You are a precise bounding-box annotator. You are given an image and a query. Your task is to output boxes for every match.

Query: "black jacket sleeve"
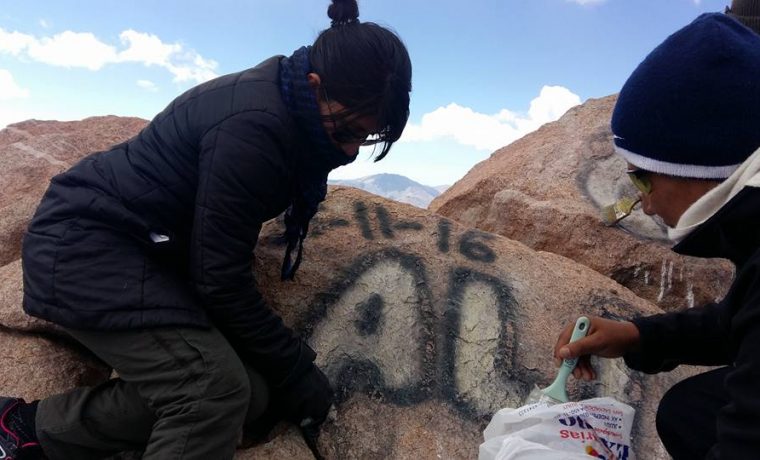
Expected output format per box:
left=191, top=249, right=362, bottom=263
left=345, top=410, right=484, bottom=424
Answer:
left=624, top=302, right=733, bottom=373
left=191, top=110, right=314, bottom=386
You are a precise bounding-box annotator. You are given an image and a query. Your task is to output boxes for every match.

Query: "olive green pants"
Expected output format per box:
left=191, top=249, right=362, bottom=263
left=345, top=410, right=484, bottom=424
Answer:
left=36, top=327, right=269, bottom=460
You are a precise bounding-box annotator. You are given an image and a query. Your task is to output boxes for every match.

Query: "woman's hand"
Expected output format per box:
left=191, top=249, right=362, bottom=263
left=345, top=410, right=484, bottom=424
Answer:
left=553, top=316, right=641, bottom=381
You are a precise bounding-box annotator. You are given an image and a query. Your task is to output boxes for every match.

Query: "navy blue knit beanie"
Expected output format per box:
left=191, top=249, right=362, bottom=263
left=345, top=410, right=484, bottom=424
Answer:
left=611, top=13, right=760, bottom=179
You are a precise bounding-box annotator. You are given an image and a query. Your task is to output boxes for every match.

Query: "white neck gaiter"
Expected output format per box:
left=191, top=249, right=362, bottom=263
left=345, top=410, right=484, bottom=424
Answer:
left=669, top=147, right=760, bottom=243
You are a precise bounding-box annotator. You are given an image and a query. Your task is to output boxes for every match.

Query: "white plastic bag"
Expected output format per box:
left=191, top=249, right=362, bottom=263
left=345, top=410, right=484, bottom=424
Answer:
left=479, top=397, right=635, bottom=460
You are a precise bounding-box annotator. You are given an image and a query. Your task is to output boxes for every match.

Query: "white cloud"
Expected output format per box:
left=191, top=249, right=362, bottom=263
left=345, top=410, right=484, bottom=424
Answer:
left=162, top=52, right=219, bottom=84
left=0, top=69, right=29, bottom=100
left=566, top=0, right=606, bottom=5
left=118, top=30, right=180, bottom=67
left=526, top=85, right=583, bottom=125
left=0, top=27, right=218, bottom=83
left=401, top=85, right=581, bottom=152
left=39, top=19, right=50, bottom=29
left=116, top=30, right=218, bottom=83
left=137, top=79, right=158, bottom=92
left=0, top=28, right=36, bottom=55
left=27, top=31, right=117, bottom=70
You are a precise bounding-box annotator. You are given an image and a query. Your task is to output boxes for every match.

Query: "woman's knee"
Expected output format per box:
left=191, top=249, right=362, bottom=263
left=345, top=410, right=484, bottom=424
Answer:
left=176, top=329, right=253, bottom=420
left=655, top=369, right=726, bottom=459
left=656, top=379, right=686, bottom=438
left=202, top=360, right=252, bottom=418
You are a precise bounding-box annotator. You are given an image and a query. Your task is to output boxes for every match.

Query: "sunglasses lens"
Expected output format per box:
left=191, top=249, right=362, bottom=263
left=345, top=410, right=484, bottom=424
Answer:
left=333, top=128, right=385, bottom=146
left=627, top=172, right=652, bottom=194
left=361, top=135, right=383, bottom=146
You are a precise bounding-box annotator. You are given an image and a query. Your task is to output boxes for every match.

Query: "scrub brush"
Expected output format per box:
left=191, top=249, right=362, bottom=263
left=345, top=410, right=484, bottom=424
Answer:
left=525, top=316, right=590, bottom=405
left=600, top=197, right=640, bottom=226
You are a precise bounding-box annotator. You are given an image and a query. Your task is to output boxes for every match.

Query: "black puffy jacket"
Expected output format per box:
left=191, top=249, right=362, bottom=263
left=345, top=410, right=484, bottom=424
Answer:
left=22, top=56, right=315, bottom=384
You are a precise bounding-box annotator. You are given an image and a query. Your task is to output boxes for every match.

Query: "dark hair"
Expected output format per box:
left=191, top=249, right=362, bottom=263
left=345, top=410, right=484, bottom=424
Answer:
left=310, top=0, right=412, bottom=161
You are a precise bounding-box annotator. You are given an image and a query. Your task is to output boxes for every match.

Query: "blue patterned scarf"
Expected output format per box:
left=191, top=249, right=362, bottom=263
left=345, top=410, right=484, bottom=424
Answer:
left=278, top=46, right=356, bottom=280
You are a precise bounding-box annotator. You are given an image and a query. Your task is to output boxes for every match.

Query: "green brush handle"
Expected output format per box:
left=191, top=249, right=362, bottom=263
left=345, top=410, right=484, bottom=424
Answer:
left=543, top=316, right=591, bottom=402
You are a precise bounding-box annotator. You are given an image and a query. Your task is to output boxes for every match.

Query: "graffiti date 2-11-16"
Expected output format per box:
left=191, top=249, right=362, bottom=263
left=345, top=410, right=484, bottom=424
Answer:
left=316, top=201, right=497, bottom=263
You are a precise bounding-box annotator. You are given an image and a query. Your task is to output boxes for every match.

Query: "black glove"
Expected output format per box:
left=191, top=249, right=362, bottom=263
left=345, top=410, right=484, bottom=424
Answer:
left=241, top=364, right=332, bottom=449
left=240, top=341, right=332, bottom=447
left=275, top=363, right=334, bottom=425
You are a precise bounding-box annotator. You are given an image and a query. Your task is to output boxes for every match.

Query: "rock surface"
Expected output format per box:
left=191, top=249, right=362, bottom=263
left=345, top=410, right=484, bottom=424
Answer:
left=0, top=118, right=700, bottom=459
left=429, top=95, right=734, bottom=312
left=0, top=330, right=111, bottom=402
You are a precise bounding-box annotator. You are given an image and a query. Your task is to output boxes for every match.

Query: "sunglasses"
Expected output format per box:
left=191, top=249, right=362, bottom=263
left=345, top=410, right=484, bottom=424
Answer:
left=332, top=125, right=384, bottom=146
left=627, top=168, right=652, bottom=194
left=322, top=88, right=384, bottom=147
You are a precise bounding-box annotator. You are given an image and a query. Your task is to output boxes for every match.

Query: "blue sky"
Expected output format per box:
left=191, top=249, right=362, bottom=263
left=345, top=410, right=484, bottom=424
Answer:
left=0, top=0, right=730, bottom=186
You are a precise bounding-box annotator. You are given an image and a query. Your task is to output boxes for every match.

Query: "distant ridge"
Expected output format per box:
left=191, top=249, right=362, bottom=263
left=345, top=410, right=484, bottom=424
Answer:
left=329, top=173, right=444, bottom=208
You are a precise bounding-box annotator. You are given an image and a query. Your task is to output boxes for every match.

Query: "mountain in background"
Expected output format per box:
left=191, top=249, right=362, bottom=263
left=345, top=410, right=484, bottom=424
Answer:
left=329, top=173, right=446, bottom=208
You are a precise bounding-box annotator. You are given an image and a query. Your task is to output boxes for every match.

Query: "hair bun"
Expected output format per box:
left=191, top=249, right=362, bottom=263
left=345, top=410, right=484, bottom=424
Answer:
left=328, top=0, right=360, bottom=26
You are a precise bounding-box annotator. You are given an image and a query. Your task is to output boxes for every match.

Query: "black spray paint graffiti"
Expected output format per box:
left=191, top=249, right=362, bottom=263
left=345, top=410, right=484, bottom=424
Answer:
left=302, top=249, right=534, bottom=419
left=302, top=200, right=633, bottom=420
left=302, top=249, right=436, bottom=406
left=311, top=201, right=496, bottom=263
left=302, top=198, right=535, bottom=419
left=440, top=268, right=526, bottom=417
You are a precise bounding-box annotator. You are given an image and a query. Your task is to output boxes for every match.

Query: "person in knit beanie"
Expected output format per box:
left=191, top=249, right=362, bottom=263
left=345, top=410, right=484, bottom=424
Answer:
left=726, top=0, right=760, bottom=34
left=554, top=13, right=760, bottom=460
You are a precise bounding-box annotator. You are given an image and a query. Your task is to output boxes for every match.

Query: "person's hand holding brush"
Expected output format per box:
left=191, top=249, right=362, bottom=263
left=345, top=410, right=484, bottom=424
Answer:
left=553, top=316, right=641, bottom=381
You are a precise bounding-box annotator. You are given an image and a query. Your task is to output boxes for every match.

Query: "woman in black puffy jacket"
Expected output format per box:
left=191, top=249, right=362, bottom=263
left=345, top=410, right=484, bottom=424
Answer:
left=0, top=1, right=411, bottom=459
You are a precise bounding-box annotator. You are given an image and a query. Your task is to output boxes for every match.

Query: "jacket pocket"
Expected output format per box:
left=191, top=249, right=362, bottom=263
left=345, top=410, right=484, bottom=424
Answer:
left=54, top=219, right=145, bottom=313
